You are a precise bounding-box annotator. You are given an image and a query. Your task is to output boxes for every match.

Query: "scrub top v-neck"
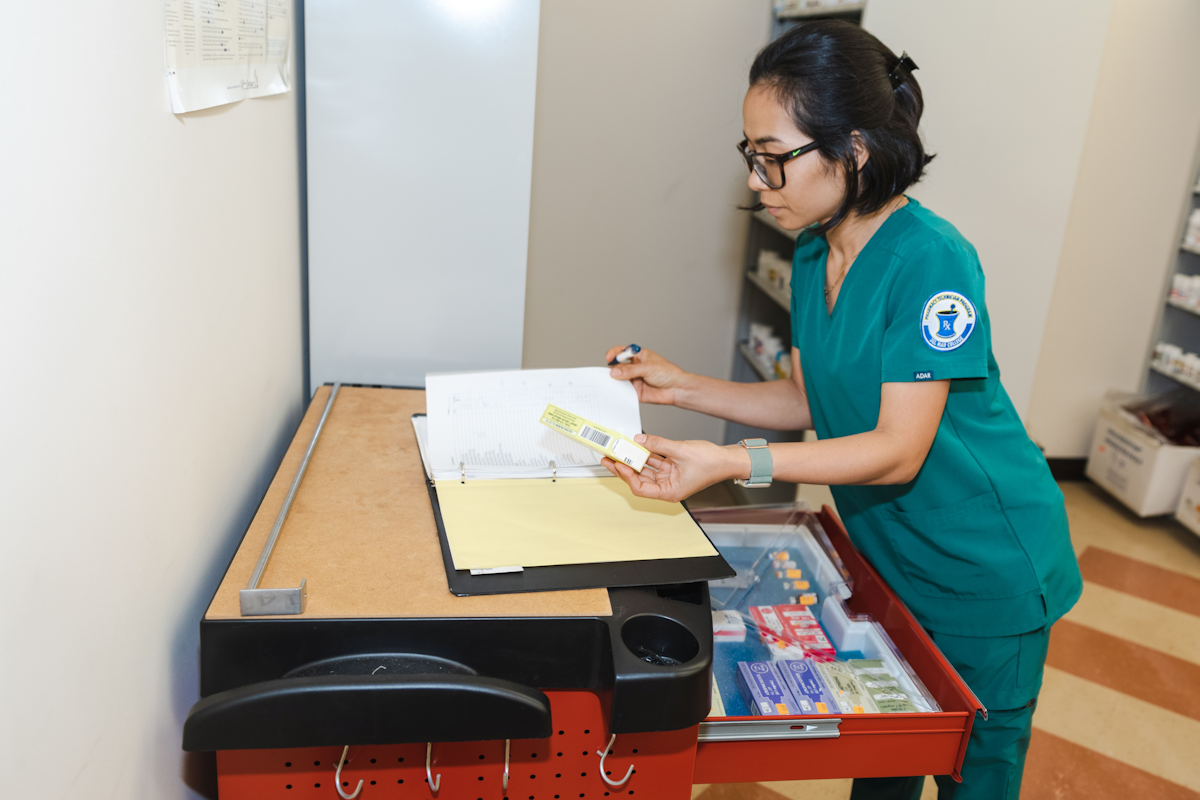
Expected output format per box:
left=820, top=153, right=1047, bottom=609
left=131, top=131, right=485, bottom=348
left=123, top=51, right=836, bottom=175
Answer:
left=790, top=198, right=1081, bottom=638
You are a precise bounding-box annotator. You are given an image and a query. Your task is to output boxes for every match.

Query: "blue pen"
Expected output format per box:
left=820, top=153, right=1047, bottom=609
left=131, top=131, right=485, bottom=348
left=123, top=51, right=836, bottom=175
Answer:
left=608, top=344, right=642, bottom=366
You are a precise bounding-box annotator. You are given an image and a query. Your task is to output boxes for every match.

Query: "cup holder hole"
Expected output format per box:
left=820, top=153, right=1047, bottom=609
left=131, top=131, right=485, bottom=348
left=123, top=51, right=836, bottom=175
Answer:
left=620, top=615, right=699, bottom=666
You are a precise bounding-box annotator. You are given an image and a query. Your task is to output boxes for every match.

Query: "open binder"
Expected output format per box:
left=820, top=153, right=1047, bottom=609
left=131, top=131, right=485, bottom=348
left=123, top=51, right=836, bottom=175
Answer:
left=414, top=368, right=734, bottom=596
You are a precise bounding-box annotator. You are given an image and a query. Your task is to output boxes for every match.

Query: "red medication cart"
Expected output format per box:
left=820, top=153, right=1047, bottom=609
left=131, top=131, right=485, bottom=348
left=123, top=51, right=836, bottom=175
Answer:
left=183, top=387, right=981, bottom=799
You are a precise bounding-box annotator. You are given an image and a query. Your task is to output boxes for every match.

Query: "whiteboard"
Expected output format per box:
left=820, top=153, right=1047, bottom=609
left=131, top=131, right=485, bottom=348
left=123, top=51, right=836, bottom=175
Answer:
left=305, top=0, right=541, bottom=390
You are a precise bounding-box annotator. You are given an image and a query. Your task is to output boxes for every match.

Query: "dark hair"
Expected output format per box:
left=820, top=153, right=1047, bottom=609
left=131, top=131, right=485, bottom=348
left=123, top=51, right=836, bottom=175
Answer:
left=748, top=21, right=933, bottom=233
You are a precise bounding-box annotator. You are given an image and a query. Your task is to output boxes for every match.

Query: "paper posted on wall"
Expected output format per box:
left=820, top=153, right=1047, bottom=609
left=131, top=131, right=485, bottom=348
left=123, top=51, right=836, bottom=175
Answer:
left=164, top=0, right=291, bottom=114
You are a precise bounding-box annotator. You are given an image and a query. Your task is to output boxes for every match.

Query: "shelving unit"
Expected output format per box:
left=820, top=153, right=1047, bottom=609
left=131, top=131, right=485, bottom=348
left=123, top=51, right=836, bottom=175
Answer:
left=745, top=270, right=790, bottom=312
left=738, top=343, right=778, bottom=382
left=776, top=2, right=866, bottom=19
left=1150, top=362, right=1200, bottom=394
left=1167, top=297, right=1200, bottom=318
left=1144, top=158, right=1200, bottom=396
left=722, top=3, right=866, bottom=506
left=772, top=2, right=865, bottom=38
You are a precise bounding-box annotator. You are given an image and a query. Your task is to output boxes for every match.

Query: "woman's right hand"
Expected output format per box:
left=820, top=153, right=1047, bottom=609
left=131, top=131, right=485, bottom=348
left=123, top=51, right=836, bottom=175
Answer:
left=605, top=346, right=689, bottom=406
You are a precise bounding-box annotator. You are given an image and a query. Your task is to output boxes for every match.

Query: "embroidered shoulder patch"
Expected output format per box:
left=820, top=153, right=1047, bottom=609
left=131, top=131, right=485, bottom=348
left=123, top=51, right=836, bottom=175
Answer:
left=920, top=291, right=976, bottom=352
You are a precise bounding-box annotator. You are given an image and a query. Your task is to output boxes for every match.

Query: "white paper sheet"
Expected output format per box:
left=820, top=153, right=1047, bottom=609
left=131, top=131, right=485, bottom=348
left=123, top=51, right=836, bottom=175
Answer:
left=424, top=368, right=644, bottom=481
left=164, top=0, right=291, bottom=113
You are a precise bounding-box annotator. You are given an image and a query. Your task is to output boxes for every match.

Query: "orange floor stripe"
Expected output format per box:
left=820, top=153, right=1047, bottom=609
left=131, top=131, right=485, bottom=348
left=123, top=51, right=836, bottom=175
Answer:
left=1046, top=619, right=1200, bottom=723
left=1078, top=548, right=1200, bottom=617
left=1023, top=728, right=1200, bottom=799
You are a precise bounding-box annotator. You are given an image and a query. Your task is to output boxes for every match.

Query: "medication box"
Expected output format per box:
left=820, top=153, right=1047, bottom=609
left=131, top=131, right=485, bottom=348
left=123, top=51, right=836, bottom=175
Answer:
left=1086, top=394, right=1200, bottom=517
left=1173, top=457, right=1200, bottom=538
left=735, top=662, right=800, bottom=716
left=815, top=661, right=877, bottom=715
left=712, top=609, right=747, bottom=643
left=777, top=659, right=835, bottom=715
left=749, top=604, right=837, bottom=661
left=539, top=403, right=650, bottom=472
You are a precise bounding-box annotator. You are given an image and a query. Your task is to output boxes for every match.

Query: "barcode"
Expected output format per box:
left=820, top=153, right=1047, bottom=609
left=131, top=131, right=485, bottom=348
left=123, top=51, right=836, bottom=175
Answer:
left=579, top=425, right=612, bottom=448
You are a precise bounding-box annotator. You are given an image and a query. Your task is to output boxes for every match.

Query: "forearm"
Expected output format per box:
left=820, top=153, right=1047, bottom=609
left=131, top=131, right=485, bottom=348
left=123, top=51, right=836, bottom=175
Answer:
left=764, top=430, right=921, bottom=486
left=673, top=373, right=812, bottom=431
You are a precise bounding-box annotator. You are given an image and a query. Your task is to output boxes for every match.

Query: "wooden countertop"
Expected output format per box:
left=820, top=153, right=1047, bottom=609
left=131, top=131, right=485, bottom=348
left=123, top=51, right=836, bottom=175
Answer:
left=205, top=386, right=612, bottom=620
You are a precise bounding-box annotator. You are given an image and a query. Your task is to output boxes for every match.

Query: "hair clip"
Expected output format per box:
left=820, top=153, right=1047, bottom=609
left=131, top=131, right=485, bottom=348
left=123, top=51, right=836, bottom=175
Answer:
left=888, top=52, right=919, bottom=89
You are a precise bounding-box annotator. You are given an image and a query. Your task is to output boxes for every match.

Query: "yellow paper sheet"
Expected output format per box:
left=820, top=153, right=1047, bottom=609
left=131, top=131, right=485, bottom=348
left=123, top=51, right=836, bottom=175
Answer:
left=436, top=477, right=718, bottom=569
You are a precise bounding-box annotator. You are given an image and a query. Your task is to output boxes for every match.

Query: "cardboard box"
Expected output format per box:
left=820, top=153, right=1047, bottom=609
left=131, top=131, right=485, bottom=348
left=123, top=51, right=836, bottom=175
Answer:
left=1173, top=457, right=1200, bottom=537
left=1086, top=394, right=1200, bottom=517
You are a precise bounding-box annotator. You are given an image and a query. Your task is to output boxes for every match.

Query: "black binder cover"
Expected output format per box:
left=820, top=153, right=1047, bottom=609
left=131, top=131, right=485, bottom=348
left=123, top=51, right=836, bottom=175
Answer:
left=423, top=480, right=735, bottom=596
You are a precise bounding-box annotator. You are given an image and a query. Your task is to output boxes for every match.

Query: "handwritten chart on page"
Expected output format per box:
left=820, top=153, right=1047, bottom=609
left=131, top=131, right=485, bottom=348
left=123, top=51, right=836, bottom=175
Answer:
left=425, top=368, right=644, bottom=480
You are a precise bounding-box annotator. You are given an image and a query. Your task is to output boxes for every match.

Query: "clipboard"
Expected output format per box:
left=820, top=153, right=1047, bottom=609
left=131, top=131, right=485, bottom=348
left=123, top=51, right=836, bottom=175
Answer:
left=414, top=415, right=735, bottom=596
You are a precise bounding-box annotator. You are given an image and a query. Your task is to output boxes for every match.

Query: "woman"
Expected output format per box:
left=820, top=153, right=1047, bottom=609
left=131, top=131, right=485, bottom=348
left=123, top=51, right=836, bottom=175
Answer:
left=601, top=21, right=1082, bottom=800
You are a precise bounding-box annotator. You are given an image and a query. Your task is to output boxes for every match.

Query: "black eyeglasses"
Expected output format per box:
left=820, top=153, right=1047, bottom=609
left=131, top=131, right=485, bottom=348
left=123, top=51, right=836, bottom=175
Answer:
left=737, top=138, right=820, bottom=190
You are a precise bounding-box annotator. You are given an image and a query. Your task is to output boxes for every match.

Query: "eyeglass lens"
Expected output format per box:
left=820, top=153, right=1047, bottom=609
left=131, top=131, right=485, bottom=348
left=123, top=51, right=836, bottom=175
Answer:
left=751, top=155, right=784, bottom=190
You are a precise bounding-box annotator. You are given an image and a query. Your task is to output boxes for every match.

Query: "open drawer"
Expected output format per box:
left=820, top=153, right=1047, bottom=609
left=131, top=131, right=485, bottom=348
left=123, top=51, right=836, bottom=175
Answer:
left=689, top=504, right=983, bottom=784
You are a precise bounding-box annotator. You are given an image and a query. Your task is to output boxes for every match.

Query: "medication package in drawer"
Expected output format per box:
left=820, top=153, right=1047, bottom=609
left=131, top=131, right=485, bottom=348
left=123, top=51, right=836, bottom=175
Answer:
left=732, top=657, right=924, bottom=717
left=703, top=510, right=940, bottom=717
left=749, top=604, right=836, bottom=661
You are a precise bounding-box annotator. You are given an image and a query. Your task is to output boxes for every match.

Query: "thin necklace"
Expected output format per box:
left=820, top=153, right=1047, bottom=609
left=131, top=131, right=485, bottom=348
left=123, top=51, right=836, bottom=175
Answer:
left=825, top=197, right=905, bottom=303
left=825, top=255, right=855, bottom=301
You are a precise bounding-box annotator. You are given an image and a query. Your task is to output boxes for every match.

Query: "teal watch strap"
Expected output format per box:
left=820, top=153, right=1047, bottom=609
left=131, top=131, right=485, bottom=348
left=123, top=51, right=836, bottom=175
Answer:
left=735, top=438, right=772, bottom=488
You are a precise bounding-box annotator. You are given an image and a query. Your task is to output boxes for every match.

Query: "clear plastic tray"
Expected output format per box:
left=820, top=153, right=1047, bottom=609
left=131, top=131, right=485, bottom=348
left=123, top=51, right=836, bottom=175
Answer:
left=702, top=518, right=852, bottom=612
left=701, top=515, right=939, bottom=716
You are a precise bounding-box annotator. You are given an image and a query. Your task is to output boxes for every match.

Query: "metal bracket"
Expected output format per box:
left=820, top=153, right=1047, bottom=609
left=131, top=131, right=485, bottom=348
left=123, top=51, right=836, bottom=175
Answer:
left=696, top=717, right=842, bottom=742
left=239, top=579, right=308, bottom=616
left=239, top=383, right=341, bottom=616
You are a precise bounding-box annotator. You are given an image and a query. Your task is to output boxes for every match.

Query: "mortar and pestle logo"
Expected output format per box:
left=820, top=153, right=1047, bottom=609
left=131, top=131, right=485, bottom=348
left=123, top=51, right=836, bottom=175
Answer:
left=935, top=303, right=960, bottom=338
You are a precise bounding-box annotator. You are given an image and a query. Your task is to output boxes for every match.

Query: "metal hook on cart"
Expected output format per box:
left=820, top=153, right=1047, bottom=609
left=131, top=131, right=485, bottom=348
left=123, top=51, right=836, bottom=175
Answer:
left=596, top=733, right=634, bottom=788
left=426, top=742, right=441, bottom=793
left=335, top=745, right=363, bottom=800
left=503, top=739, right=511, bottom=791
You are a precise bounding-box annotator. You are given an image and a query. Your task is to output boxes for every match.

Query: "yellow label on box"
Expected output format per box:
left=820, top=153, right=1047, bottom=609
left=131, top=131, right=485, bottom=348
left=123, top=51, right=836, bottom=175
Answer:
left=799, top=594, right=818, bottom=606
left=539, top=404, right=650, bottom=472
left=816, top=702, right=828, bottom=714
left=786, top=569, right=803, bottom=579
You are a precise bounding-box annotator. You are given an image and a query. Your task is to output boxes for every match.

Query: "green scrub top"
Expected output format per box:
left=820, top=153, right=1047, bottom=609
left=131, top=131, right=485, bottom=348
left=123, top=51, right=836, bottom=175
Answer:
left=790, top=198, right=1081, bottom=637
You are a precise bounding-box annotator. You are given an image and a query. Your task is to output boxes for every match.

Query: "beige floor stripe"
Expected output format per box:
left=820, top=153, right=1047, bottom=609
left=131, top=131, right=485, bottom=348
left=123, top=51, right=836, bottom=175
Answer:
left=1065, top=581, right=1200, bottom=665
left=1062, top=484, right=1200, bottom=579
left=691, top=777, right=938, bottom=800
left=1034, top=666, right=1200, bottom=791
left=1079, top=547, right=1200, bottom=617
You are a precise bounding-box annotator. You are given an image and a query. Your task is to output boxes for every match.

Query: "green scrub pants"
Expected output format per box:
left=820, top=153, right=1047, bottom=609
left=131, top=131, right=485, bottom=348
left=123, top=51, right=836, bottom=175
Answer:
left=849, top=626, right=1051, bottom=800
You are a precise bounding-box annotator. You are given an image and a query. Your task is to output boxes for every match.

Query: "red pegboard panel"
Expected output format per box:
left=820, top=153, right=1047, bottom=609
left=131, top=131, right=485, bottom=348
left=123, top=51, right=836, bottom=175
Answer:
left=216, top=690, right=699, bottom=800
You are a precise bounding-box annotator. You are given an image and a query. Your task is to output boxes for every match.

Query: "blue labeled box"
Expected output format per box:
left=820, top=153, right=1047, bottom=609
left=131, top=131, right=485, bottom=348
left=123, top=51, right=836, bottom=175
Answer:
left=777, top=659, right=837, bottom=715
left=735, top=661, right=800, bottom=716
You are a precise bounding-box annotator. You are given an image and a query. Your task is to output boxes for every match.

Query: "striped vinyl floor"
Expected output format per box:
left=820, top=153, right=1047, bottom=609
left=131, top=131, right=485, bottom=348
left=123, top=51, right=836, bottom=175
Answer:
left=691, top=481, right=1200, bottom=799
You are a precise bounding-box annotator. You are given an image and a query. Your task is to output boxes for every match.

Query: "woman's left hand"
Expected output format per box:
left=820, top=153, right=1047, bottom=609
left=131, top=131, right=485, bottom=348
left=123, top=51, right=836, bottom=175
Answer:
left=601, top=434, right=745, bottom=503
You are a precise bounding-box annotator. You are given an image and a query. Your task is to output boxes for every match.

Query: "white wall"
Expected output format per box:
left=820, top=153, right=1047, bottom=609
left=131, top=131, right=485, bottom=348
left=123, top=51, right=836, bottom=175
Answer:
left=523, top=0, right=772, bottom=443
left=0, top=3, right=303, bottom=798
left=306, top=0, right=541, bottom=391
left=863, top=0, right=1114, bottom=418
left=1026, top=0, right=1200, bottom=457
